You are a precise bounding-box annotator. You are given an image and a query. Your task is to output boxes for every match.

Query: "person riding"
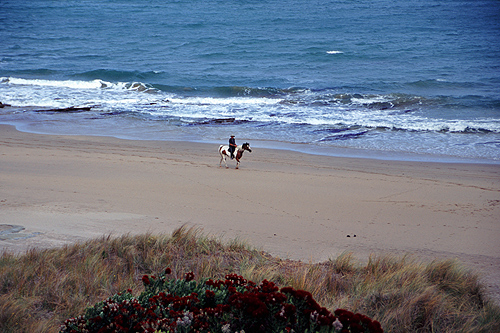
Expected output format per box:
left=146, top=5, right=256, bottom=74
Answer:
left=228, top=135, right=237, bottom=159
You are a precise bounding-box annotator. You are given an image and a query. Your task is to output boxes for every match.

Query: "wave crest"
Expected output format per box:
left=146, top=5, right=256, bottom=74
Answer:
left=1, top=76, right=159, bottom=93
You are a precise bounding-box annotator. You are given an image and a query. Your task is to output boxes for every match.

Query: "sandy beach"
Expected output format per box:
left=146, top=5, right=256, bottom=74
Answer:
left=1, top=124, right=499, bottom=302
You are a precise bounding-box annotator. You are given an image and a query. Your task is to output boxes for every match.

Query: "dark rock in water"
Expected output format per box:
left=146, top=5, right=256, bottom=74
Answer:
left=0, top=102, right=12, bottom=108
left=212, top=118, right=236, bottom=123
left=188, top=118, right=250, bottom=126
left=33, top=106, right=92, bottom=113
left=196, top=118, right=236, bottom=125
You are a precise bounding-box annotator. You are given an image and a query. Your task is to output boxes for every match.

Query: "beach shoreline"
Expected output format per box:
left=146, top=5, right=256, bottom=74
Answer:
left=2, top=102, right=500, bottom=166
left=1, top=124, right=499, bottom=303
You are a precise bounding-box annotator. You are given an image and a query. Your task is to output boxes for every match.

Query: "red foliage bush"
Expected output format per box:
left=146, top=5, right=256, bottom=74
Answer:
left=60, top=269, right=383, bottom=333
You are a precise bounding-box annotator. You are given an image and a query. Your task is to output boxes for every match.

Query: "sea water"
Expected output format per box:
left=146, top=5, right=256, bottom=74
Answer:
left=1, top=0, right=499, bottom=163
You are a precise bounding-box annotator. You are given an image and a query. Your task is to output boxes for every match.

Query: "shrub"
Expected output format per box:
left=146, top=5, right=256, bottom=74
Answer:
left=60, top=269, right=383, bottom=333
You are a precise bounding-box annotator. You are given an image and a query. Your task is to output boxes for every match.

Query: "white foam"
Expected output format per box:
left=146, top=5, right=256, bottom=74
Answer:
left=167, top=96, right=282, bottom=106
left=2, top=77, right=112, bottom=90
left=326, top=50, right=344, bottom=54
left=2, top=77, right=499, bottom=136
left=0, top=77, right=157, bottom=92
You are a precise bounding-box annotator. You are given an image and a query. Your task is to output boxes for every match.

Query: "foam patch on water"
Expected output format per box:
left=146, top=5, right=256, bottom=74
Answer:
left=3, top=77, right=110, bottom=89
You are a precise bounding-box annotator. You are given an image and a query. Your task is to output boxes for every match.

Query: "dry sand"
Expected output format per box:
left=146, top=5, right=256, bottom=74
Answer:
left=1, top=124, right=499, bottom=302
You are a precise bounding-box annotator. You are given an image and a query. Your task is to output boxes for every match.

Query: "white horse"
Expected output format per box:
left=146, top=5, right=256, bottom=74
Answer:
left=219, top=142, right=252, bottom=169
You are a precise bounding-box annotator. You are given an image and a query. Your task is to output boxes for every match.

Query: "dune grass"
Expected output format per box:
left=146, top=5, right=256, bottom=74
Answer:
left=0, top=225, right=498, bottom=332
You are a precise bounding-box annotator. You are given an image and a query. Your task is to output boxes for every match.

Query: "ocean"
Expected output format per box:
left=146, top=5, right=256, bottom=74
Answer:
left=1, top=0, right=499, bottom=163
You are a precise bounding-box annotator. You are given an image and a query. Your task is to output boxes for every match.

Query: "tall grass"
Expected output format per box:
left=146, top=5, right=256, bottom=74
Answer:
left=0, top=225, right=498, bottom=332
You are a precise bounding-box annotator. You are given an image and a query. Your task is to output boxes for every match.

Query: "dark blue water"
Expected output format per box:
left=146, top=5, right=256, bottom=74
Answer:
left=1, top=0, right=500, bottom=162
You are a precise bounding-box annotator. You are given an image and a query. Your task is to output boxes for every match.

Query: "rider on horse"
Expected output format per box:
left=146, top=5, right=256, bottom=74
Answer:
left=228, top=135, right=236, bottom=159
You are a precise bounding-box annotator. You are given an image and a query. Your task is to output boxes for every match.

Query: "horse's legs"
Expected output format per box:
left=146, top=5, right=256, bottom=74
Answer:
left=220, top=155, right=228, bottom=168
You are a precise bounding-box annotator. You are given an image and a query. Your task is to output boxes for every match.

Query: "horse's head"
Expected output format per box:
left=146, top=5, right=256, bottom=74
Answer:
left=242, top=142, right=252, bottom=152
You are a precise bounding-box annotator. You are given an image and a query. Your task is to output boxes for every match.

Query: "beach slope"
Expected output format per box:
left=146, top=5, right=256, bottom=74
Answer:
left=1, top=124, right=499, bottom=301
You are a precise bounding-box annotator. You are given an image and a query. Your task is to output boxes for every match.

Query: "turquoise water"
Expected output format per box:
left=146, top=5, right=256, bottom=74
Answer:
left=1, top=0, right=499, bottom=162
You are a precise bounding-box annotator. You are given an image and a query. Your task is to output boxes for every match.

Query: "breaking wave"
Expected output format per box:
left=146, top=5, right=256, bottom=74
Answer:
left=1, top=76, right=499, bottom=162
